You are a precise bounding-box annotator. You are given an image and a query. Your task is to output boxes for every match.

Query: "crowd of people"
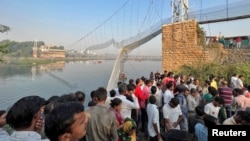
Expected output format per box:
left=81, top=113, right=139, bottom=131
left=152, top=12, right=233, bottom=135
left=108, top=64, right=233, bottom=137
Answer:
left=0, top=70, right=250, bottom=141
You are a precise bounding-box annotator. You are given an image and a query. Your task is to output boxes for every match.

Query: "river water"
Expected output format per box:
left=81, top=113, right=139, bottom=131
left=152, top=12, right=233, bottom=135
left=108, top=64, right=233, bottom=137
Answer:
left=0, top=60, right=161, bottom=110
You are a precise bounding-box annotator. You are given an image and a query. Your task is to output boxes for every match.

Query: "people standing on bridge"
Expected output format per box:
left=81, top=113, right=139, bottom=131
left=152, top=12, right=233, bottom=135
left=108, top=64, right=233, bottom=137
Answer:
left=236, top=36, right=242, bottom=48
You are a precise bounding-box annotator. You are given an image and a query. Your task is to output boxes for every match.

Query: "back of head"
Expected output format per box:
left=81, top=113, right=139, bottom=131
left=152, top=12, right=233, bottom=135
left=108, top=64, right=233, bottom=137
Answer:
left=170, top=97, right=179, bottom=107
left=118, top=83, right=127, bottom=94
left=57, top=93, right=77, bottom=103
left=45, top=101, right=84, bottom=141
left=127, top=83, right=135, bottom=92
left=110, top=98, right=122, bottom=108
left=195, top=106, right=205, bottom=116
left=109, top=89, right=116, bottom=97
left=203, top=114, right=217, bottom=129
left=95, top=87, right=107, bottom=101
left=6, top=96, right=46, bottom=130
left=75, top=91, right=85, bottom=102
left=148, top=95, right=156, bottom=104
left=151, top=86, right=157, bottom=94
left=214, top=96, right=224, bottom=105
left=163, top=129, right=190, bottom=141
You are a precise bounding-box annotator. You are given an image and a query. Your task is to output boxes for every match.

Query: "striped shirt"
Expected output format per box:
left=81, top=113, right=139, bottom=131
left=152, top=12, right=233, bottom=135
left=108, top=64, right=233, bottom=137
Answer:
left=218, top=86, right=233, bottom=106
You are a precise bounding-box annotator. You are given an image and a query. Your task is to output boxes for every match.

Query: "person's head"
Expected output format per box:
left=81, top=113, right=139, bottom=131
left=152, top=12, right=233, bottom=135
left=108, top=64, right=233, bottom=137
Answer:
left=0, top=110, right=7, bottom=128
left=110, top=98, right=122, bottom=112
left=156, top=81, right=162, bottom=89
left=109, top=89, right=116, bottom=97
left=169, top=97, right=179, bottom=108
left=135, top=78, right=143, bottom=86
left=90, top=90, right=97, bottom=100
left=6, top=96, right=46, bottom=132
left=150, top=86, right=157, bottom=95
left=57, top=93, right=77, bottom=103
left=234, top=110, right=250, bottom=125
left=203, top=114, right=217, bottom=129
left=221, top=80, right=228, bottom=86
left=195, top=106, right=205, bottom=117
left=190, top=88, right=198, bottom=97
left=88, top=90, right=97, bottom=107
left=233, top=88, right=243, bottom=97
left=118, top=83, right=128, bottom=95
left=209, top=86, right=219, bottom=97
left=213, top=96, right=224, bottom=107
left=163, top=129, right=189, bottom=141
left=45, top=101, right=88, bottom=141
left=129, top=79, right=134, bottom=85
left=44, top=95, right=60, bottom=115
left=127, top=83, right=135, bottom=95
left=193, top=79, right=199, bottom=85
left=148, top=95, right=156, bottom=105
left=145, top=79, right=153, bottom=87
left=95, top=87, right=108, bottom=102
left=121, top=118, right=137, bottom=136
left=166, top=82, right=174, bottom=91
left=75, top=91, right=85, bottom=104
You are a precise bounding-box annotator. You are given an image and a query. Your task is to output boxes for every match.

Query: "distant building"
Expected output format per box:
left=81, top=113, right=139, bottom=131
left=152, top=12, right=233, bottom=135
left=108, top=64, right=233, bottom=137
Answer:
left=32, top=45, right=65, bottom=58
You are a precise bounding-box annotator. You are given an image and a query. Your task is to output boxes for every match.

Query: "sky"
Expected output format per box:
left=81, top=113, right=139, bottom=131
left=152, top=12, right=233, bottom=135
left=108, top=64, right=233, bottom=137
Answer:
left=1, top=0, right=250, bottom=56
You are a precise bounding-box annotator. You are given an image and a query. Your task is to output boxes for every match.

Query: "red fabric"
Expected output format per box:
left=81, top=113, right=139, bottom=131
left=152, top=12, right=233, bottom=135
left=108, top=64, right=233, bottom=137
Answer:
left=134, top=85, right=148, bottom=108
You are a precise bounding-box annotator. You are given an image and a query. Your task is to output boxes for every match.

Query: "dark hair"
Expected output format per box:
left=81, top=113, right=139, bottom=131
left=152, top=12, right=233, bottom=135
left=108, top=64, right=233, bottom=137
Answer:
left=0, top=110, right=6, bottom=116
left=195, top=106, right=205, bottom=116
left=118, top=83, right=127, bottom=94
left=190, top=88, right=197, bottom=94
left=234, top=88, right=243, bottom=95
left=110, top=98, right=122, bottom=108
left=148, top=95, right=156, bottom=104
left=170, top=97, right=179, bottom=106
left=75, top=91, right=85, bottom=102
left=127, top=83, right=135, bottom=91
left=44, top=96, right=60, bottom=115
left=90, top=90, right=96, bottom=99
left=151, top=86, right=157, bottom=94
left=6, top=96, right=46, bottom=130
left=166, top=82, right=174, bottom=89
left=129, top=79, right=134, bottom=84
left=163, top=129, right=190, bottom=141
left=214, top=96, right=224, bottom=105
left=57, top=93, right=77, bottom=103
left=208, top=86, right=218, bottom=96
left=95, top=87, right=107, bottom=101
left=203, top=114, right=217, bottom=129
left=110, top=89, right=116, bottom=97
left=135, top=78, right=141, bottom=85
left=45, top=101, right=84, bottom=141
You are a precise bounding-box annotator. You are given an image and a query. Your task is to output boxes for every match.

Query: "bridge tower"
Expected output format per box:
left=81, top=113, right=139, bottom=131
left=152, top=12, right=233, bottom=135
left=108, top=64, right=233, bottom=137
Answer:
left=171, top=0, right=189, bottom=23
left=32, top=39, right=38, bottom=58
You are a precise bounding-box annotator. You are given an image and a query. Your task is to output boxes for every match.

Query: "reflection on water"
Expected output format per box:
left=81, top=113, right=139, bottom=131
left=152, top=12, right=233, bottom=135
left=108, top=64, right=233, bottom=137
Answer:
left=0, top=60, right=161, bottom=110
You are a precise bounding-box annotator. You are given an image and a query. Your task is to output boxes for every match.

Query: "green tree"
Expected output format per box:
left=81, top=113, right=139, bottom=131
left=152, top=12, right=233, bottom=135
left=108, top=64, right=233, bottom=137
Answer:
left=0, top=24, right=10, bottom=33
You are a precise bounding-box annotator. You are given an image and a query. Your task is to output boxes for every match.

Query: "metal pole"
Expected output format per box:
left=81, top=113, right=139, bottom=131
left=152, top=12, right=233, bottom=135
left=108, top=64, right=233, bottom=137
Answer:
left=226, top=0, right=228, bottom=20
left=200, top=0, right=202, bottom=21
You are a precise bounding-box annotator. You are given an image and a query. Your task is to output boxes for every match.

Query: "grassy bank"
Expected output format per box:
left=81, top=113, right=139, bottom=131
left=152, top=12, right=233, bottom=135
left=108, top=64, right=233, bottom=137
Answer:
left=177, top=62, right=250, bottom=86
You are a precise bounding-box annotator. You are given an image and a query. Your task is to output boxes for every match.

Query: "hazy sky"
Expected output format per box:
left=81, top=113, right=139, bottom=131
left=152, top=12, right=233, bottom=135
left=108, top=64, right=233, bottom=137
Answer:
left=1, top=0, right=249, bottom=56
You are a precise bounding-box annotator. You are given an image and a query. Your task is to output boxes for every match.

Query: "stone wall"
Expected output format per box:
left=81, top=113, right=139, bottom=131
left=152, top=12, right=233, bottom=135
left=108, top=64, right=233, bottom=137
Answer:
left=162, top=19, right=213, bottom=71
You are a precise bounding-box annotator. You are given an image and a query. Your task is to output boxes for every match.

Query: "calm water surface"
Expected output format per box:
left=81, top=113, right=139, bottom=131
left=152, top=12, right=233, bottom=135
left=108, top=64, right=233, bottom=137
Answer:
left=0, top=60, right=161, bottom=110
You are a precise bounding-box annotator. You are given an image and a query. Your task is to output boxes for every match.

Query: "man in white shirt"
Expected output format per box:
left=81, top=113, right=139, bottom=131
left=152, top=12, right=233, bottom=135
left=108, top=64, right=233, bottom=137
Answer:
left=147, top=95, right=162, bottom=141
left=204, top=96, right=224, bottom=119
left=163, top=97, right=183, bottom=131
left=163, top=82, right=174, bottom=105
left=115, top=83, right=139, bottom=120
